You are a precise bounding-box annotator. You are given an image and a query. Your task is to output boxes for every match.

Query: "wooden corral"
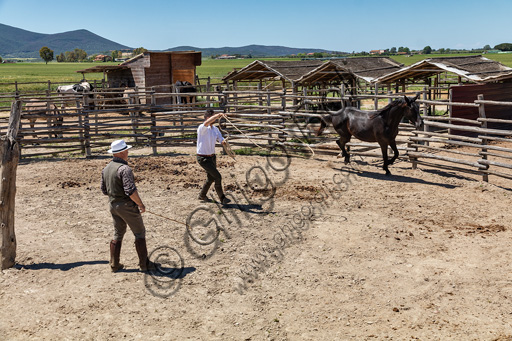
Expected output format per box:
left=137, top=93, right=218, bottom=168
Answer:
left=77, top=51, right=202, bottom=105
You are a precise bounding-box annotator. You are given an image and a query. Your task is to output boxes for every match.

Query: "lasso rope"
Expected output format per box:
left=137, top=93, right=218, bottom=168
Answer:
left=146, top=209, right=220, bottom=246
left=146, top=210, right=187, bottom=228
left=221, top=114, right=315, bottom=157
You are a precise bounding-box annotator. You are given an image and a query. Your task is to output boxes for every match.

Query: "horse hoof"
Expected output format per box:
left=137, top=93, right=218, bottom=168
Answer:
left=385, top=171, right=392, bottom=176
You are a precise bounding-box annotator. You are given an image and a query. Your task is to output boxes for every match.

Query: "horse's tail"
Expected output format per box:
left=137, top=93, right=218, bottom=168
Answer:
left=316, top=114, right=333, bottom=136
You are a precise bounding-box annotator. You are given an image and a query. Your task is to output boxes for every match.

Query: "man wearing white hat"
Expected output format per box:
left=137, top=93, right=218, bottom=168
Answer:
left=100, top=139, right=157, bottom=272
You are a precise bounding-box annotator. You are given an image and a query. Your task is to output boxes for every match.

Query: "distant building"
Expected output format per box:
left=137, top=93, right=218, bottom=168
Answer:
left=217, top=54, right=236, bottom=59
left=370, top=50, right=385, bottom=55
left=94, top=54, right=112, bottom=62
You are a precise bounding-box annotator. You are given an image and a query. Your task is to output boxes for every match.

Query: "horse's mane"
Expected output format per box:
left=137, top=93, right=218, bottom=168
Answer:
left=371, top=98, right=406, bottom=119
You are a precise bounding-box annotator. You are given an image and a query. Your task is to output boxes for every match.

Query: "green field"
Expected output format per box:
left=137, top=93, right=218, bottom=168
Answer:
left=2, top=53, right=512, bottom=93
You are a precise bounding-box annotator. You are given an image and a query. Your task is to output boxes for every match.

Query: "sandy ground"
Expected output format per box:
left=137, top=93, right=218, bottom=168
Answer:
left=2, top=144, right=512, bottom=340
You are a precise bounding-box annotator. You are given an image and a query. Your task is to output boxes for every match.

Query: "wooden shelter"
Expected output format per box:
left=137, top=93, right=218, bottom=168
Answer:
left=222, top=60, right=326, bottom=90
left=373, top=55, right=512, bottom=86
left=77, top=51, right=202, bottom=104
left=298, top=57, right=403, bottom=87
left=372, top=55, right=512, bottom=135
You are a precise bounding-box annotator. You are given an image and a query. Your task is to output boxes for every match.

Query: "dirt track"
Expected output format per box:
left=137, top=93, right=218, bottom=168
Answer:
left=2, top=145, right=512, bottom=340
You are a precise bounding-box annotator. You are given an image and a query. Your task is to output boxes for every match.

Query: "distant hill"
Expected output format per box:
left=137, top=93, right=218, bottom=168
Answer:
left=164, top=44, right=336, bottom=57
left=0, top=23, right=131, bottom=58
left=0, top=23, right=337, bottom=59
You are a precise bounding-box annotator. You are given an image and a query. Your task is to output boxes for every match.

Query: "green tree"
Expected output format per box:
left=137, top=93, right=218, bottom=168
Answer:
left=422, top=46, right=432, bottom=54
left=65, top=51, right=77, bottom=62
left=483, top=44, right=491, bottom=50
left=56, top=52, right=65, bottom=62
left=132, top=47, right=148, bottom=56
left=438, top=48, right=446, bottom=54
left=111, top=50, right=122, bottom=60
left=494, top=43, right=512, bottom=51
left=73, top=48, right=87, bottom=62
left=390, top=47, right=397, bottom=54
left=39, top=46, right=54, bottom=64
left=0, top=56, right=2, bottom=63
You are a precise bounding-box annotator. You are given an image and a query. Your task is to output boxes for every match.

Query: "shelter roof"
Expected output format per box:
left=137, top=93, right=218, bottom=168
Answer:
left=300, top=57, right=403, bottom=83
left=298, top=57, right=403, bottom=84
left=76, top=65, right=129, bottom=74
left=222, top=60, right=326, bottom=83
left=76, top=51, right=202, bottom=75
left=373, top=55, right=512, bottom=84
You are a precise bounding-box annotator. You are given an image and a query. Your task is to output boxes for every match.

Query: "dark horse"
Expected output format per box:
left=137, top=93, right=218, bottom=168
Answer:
left=175, top=80, right=197, bottom=104
left=316, top=94, right=422, bottom=175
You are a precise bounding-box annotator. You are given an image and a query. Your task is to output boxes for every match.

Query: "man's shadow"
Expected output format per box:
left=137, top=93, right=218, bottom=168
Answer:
left=15, top=260, right=196, bottom=279
left=15, top=260, right=109, bottom=271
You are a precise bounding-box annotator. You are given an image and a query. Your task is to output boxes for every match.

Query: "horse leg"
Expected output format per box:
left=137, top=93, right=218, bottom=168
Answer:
left=379, top=142, right=391, bottom=175
left=388, top=140, right=399, bottom=165
left=336, top=136, right=351, bottom=164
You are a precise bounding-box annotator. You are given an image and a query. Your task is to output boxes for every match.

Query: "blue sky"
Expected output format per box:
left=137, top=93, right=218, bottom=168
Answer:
left=0, top=0, right=510, bottom=52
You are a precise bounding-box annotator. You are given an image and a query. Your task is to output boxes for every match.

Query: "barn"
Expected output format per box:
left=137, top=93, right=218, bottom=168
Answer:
left=77, top=51, right=202, bottom=104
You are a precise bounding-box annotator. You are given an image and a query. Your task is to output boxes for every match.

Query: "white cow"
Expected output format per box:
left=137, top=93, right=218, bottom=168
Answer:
left=56, top=81, right=94, bottom=109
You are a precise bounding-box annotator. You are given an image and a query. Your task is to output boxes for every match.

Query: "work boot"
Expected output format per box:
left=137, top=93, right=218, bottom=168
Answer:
left=134, top=238, right=159, bottom=272
left=198, top=182, right=212, bottom=201
left=109, top=240, right=124, bottom=272
left=220, top=196, right=231, bottom=205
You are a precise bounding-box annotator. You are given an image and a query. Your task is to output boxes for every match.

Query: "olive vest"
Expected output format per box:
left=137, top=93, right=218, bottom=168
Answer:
left=103, top=161, right=130, bottom=203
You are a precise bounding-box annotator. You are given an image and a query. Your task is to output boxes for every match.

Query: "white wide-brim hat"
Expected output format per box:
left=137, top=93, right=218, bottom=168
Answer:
left=108, top=139, right=132, bottom=154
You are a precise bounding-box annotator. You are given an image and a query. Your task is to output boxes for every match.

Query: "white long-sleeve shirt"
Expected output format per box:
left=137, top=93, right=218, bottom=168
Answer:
left=196, top=123, right=224, bottom=155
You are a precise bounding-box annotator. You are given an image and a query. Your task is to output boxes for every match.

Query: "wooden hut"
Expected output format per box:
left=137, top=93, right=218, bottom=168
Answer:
left=77, top=51, right=202, bottom=104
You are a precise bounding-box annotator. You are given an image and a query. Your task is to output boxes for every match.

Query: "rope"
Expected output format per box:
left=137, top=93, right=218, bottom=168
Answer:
left=222, top=139, right=236, bottom=160
left=222, top=114, right=315, bottom=157
left=222, top=115, right=268, bottom=149
left=146, top=210, right=187, bottom=228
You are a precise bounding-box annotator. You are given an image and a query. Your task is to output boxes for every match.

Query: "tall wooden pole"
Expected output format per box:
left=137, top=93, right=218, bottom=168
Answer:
left=1, top=101, right=21, bottom=269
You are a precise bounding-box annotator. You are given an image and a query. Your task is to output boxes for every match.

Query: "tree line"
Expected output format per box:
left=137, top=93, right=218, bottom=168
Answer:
left=38, top=46, right=149, bottom=63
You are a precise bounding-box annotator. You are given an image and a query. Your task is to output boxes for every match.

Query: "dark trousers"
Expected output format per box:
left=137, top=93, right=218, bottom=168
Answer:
left=197, top=155, right=224, bottom=199
left=110, top=200, right=146, bottom=241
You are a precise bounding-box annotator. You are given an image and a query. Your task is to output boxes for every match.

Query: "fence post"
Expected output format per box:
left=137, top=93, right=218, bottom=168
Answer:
left=83, top=104, right=91, bottom=157
left=206, top=77, right=211, bottom=108
left=151, top=113, right=157, bottom=155
left=1, top=101, right=21, bottom=269
left=374, top=83, right=379, bottom=110
left=477, top=94, right=489, bottom=182
left=151, top=87, right=156, bottom=107
left=422, top=87, right=429, bottom=146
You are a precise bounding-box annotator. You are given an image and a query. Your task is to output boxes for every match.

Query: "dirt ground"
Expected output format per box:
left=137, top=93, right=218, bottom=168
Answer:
left=2, top=143, right=512, bottom=340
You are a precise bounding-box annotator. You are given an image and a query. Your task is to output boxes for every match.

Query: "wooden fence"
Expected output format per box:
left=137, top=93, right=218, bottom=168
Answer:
left=2, top=85, right=512, bottom=182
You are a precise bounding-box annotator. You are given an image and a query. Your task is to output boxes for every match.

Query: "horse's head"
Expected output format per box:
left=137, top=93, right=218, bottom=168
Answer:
left=403, top=93, right=423, bottom=129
